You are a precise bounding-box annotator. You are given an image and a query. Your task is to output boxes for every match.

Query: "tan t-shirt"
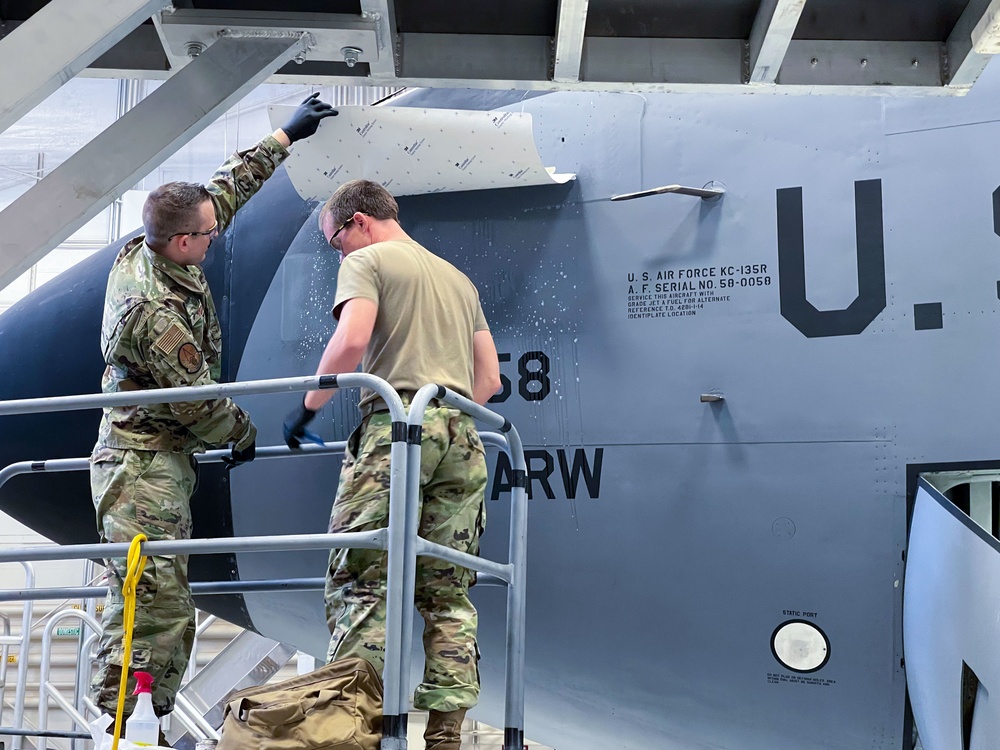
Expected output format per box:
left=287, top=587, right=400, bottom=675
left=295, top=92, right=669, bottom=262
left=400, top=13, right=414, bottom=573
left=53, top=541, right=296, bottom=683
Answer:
left=333, top=239, right=489, bottom=411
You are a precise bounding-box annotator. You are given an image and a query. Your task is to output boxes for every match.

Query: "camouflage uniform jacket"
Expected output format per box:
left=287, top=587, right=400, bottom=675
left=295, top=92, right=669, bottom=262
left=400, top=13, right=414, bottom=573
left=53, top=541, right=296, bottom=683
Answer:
left=96, top=135, right=289, bottom=454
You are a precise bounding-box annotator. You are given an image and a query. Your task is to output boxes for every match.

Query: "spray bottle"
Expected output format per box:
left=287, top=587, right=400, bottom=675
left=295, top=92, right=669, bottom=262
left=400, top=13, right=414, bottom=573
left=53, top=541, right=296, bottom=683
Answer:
left=125, top=671, right=161, bottom=747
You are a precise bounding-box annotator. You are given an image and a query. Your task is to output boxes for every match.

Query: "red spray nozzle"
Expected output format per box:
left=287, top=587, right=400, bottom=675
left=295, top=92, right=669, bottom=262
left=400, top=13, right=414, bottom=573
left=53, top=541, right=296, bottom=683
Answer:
left=132, top=671, right=154, bottom=695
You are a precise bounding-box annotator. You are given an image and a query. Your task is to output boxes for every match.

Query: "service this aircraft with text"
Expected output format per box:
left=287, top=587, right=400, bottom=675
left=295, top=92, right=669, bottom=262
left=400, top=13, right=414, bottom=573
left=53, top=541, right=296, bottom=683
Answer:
left=7, top=74, right=1000, bottom=749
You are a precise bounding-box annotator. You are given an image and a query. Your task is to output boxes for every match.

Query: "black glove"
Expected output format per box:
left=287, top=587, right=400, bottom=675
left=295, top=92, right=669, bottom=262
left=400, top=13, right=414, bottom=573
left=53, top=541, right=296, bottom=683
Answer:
left=284, top=399, right=318, bottom=449
left=281, top=93, right=338, bottom=144
left=221, top=440, right=255, bottom=470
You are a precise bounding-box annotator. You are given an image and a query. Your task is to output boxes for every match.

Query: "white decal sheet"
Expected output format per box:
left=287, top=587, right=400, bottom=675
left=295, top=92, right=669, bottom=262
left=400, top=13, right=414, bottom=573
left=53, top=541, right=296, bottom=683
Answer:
left=268, top=105, right=575, bottom=199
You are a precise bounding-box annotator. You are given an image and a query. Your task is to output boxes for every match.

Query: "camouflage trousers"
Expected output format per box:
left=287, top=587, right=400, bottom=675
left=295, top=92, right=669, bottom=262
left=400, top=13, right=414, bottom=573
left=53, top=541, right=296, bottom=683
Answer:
left=325, top=406, right=488, bottom=712
left=89, top=447, right=197, bottom=717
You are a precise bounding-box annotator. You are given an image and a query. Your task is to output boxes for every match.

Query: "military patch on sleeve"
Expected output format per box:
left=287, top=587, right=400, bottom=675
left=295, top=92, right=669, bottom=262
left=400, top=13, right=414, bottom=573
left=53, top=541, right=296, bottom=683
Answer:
left=177, top=343, right=203, bottom=374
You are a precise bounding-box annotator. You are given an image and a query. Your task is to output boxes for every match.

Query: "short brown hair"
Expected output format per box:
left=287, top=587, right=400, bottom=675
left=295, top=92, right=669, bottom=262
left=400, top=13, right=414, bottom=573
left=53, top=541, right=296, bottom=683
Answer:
left=319, top=179, right=399, bottom=231
left=143, top=182, right=212, bottom=251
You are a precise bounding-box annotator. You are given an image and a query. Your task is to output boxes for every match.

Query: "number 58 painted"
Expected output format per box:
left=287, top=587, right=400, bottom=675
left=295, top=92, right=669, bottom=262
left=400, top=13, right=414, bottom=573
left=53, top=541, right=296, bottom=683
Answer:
left=489, top=351, right=551, bottom=403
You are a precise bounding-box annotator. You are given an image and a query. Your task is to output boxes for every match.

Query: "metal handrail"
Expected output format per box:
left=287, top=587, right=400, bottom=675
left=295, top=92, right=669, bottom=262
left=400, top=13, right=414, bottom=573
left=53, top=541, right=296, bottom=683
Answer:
left=0, top=374, right=356, bottom=416
left=37, top=610, right=104, bottom=750
left=0, top=577, right=330, bottom=603
left=76, top=629, right=100, bottom=750
left=0, top=611, right=9, bottom=727
left=0, top=562, right=35, bottom=750
left=174, top=691, right=221, bottom=742
left=0, top=373, right=407, bottom=750
left=0, top=440, right=346, bottom=492
left=186, top=613, right=218, bottom=683
left=0, top=445, right=352, bottom=743
left=74, top=559, right=98, bottom=750
left=0, top=374, right=529, bottom=750
left=0, top=530, right=389, bottom=565
left=387, top=385, right=528, bottom=750
left=0, top=574, right=513, bottom=604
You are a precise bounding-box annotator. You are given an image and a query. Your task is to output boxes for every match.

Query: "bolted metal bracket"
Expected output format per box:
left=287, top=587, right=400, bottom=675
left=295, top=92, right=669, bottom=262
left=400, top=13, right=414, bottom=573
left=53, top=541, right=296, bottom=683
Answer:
left=157, top=10, right=365, bottom=71
left=341, top=45, right=362, bottom=67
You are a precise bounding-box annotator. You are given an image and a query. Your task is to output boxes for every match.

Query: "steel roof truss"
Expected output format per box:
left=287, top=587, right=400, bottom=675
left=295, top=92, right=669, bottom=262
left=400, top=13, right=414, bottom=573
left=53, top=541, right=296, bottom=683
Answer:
left=747, top=0, right=808, bottom=84
left=948, top=0, right=996, bottom=87
left=972, top=0, right=1000, bottom=52
left=0, top=33, right=308, bottom=291
left=3, top=3, right=993, bottom=94
left=0, top=0, right=170, bottom=136
left=583, top=38, right=745, bottom=85
left=359, top=0, right=399, bottom=78
left=393, top=34, right=954, bottom=91
left=553, top=0, right=590, bottom=82
left=780, top=40, right=942, bottom=87
left=399, top=33, right=552, bottom=81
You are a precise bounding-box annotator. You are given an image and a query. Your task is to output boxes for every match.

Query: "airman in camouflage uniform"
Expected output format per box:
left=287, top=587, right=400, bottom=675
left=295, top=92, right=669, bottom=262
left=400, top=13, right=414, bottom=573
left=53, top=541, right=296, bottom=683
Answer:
left=324, top=402, right=488, bottom=712
left=283, top=180, right=502, bottom=750
left=91, top=94, right=338, bottom=718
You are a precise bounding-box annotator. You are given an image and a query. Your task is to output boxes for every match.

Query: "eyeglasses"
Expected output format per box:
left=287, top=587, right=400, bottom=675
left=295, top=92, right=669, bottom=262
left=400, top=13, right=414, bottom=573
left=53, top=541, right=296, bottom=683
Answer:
left=327, top=217, right=353, bottom=250
left=168, top=223, right=219, bottom=241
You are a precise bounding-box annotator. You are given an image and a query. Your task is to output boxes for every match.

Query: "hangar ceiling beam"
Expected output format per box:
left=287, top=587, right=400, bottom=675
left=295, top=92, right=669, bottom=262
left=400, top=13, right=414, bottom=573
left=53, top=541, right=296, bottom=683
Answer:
left=0, top=0, right=170, bottom=136
left=747, top=0, right=807, bottom=83
left=553, top=0, right=590, bottom=82
left=946, top=0, right=995, bottom=87
left=359, top=0, right=399, bottom=78
left=400, top=33, right=553, bottom=81
left=397, top=34, right=943, bottom=92
left=0, top=33, right=308, bottom=292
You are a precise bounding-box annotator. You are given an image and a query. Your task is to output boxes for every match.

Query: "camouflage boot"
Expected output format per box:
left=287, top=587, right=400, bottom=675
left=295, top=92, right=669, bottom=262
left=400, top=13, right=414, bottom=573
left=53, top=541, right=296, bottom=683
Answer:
left=424, top=708, right=466, bottom=750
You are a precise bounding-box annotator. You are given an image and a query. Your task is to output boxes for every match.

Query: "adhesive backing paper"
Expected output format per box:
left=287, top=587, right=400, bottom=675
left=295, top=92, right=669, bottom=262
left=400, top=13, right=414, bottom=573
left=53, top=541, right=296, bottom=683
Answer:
left=268, top=105, right=575, bottom=199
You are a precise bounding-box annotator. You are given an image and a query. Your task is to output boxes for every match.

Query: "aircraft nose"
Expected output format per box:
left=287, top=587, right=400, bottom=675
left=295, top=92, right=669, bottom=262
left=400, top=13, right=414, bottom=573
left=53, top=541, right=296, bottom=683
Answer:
left=0, top=243, right=115, bottom=546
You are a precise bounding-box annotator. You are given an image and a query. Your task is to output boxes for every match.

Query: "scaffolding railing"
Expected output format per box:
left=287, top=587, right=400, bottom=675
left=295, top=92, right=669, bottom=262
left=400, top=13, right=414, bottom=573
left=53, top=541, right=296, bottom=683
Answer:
left=0, top=373, right=528, bottom=750
left=0, top=610, right=9, bottom=725
left=37, top=609, right=103, bottom=750
left=394, top=384, right=528, bottom=750
left=0, top=562, right=34, bottom=750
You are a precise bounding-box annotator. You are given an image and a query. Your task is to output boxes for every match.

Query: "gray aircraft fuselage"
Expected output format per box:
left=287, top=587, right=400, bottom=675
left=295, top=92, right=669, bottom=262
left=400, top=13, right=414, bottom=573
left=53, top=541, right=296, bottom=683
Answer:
left=8, top=70, right=1000, bottom=748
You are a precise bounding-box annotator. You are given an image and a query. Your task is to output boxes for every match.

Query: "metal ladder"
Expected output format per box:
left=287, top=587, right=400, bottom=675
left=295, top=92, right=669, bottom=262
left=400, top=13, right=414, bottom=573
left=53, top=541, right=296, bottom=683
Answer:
left=0, top=373, right=529, bottom=750
left=168, top=629, right=298, bottom=748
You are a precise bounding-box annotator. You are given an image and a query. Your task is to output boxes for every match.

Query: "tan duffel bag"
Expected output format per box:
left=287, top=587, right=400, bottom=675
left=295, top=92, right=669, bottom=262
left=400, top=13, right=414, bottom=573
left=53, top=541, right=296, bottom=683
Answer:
left=216, top=657, right=382, bottom=750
